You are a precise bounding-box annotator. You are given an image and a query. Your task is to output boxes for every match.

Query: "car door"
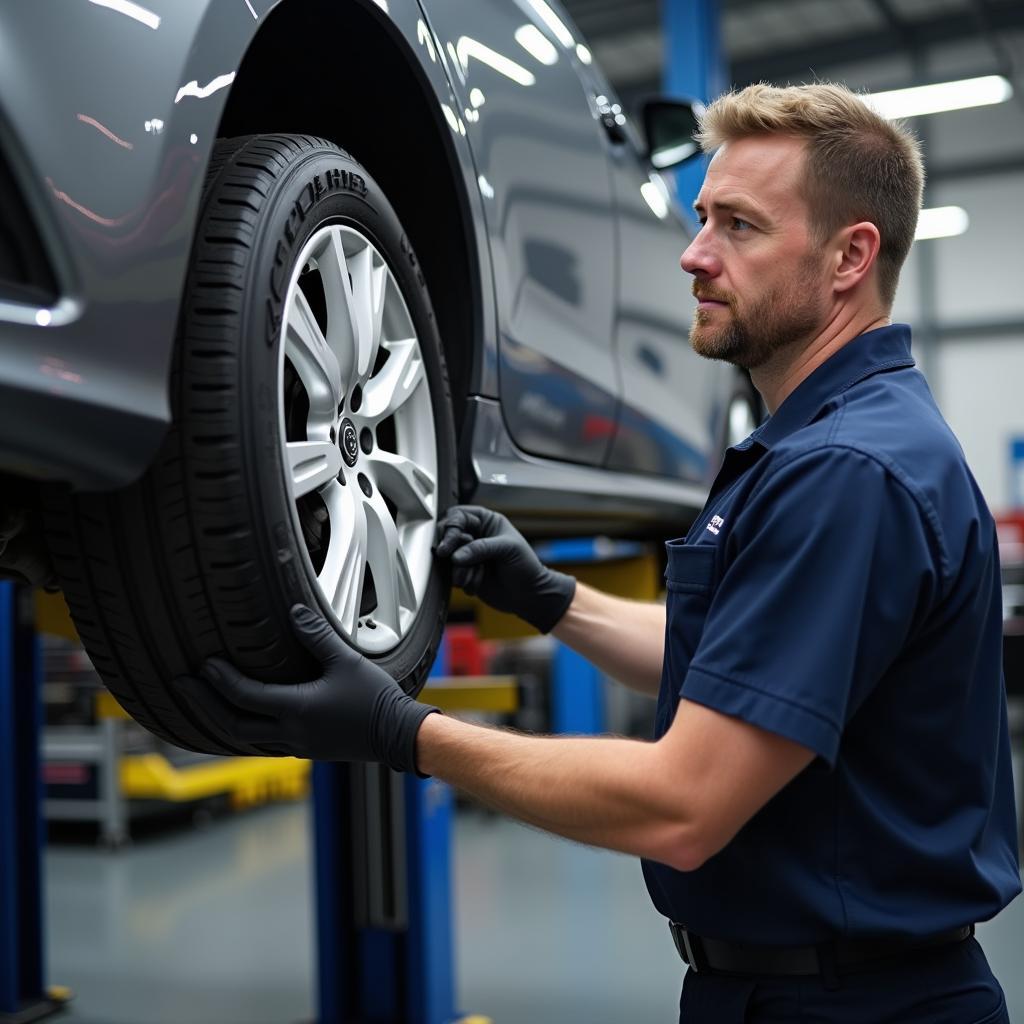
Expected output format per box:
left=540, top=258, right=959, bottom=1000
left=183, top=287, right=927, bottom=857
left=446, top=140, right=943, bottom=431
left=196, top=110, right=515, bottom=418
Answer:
left=418, top=0, right=619, bottom=466
left=580, top=76, right=730, bottom=485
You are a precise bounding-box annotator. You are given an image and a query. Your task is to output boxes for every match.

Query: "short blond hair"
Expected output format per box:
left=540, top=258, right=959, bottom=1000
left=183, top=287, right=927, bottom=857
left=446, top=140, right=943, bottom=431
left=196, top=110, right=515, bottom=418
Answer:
left=697, top=82, right=924, bottom=308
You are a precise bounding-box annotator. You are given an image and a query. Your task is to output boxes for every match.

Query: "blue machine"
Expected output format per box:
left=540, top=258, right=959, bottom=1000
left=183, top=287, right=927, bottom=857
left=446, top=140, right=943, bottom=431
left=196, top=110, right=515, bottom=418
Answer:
left=0, top=583, right=61, bottom=1023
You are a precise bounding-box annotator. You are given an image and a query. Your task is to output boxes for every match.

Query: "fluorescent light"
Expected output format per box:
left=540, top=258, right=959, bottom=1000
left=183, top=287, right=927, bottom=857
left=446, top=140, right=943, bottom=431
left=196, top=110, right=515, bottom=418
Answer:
left=456, top=37, right=535, bottom=87
left=525, top=0, right=574, bottom=48
left=515, top=24, right=558, bottom=66
left=576, top=43, right=592, bottom=65
left=88, top=0, right=160, bottom=30
left=915, top=206, right=969, bottom=240
left=866, top=75, right=1012, bottom=119
left=470, top=88, right=486, bottom=108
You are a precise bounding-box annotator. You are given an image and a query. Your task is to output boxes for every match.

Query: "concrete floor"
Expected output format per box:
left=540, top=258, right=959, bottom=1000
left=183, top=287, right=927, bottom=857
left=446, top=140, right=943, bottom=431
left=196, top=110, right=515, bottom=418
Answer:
left=44, top=800, right=1024, bottom=1024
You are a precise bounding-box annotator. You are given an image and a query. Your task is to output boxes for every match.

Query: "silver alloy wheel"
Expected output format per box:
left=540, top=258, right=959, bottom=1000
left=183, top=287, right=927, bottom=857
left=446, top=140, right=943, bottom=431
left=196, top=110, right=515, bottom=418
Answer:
left=727, top=391, right=759, bottom=448
left=277, top=224, right=438, bottom=655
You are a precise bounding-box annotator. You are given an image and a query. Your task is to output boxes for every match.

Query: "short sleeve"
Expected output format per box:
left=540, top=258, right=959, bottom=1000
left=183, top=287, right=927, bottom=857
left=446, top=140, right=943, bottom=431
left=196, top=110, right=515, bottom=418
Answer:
left=684, top=446, right=940, bottom=765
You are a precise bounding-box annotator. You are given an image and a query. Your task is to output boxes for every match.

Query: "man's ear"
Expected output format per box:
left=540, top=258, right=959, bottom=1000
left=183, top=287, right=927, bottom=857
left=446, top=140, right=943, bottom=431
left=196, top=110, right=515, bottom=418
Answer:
left=832, top=221, right=881, bottom=295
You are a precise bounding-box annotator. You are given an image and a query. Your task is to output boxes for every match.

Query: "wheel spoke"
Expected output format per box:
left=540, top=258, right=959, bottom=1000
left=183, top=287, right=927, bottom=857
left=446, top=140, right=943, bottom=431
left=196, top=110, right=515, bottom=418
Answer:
left=367, top=449, right=436, bottom=521
left=348, top=243, right=386, bottom=381
left=363, top=488, right=415, bottom=636
left=282, top=223, right=437, bottom=657
left=318, top=228, right=359, bottom=390
left=286, top=440, right=343, bottom=499
left=286, top=287, right=344, bottom=415
left=361, top=340, right=425, bottom=420
left=317, top=481, right=367, bottom=638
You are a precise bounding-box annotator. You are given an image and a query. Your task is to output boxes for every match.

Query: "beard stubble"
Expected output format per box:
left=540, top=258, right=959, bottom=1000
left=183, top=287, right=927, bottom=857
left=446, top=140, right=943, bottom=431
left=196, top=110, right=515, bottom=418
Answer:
left=690, top=254, right=826, bottom=370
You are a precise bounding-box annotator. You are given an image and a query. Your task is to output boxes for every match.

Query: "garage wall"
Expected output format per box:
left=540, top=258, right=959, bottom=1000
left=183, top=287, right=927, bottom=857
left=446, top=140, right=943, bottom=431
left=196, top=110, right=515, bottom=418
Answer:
left=831, top=35, right=1024, bottom=512
left=935, top=338, right=1024, bottom=513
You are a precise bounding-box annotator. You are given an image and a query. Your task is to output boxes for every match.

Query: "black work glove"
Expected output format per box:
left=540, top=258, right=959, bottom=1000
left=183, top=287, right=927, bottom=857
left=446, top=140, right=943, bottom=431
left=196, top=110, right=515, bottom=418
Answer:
left=434, top=505, right=576, bottom=633
left=174, top=604, right=439, bottom=772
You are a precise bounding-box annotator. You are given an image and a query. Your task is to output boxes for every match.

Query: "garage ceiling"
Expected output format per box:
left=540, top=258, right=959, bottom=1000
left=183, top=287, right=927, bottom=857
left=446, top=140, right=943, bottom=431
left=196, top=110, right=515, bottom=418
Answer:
left=560, top=0, right=1024, bottom=92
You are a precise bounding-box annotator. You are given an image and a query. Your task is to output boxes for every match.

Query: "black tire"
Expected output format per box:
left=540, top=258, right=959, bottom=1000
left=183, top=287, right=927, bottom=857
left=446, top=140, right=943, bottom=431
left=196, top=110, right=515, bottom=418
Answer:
left=43, top=134, right=458, bottom=755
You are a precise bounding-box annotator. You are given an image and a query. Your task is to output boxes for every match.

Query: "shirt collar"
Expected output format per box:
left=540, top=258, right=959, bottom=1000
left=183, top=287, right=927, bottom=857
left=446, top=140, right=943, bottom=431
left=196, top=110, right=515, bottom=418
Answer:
left=749, top=323, right=915, bottom=450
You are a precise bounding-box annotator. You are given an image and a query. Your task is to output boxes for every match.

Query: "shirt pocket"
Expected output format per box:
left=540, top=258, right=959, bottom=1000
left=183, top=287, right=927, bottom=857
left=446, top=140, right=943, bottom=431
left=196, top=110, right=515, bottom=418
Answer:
left=655, top=541, right=720, bottom=736
left=665, top=540, right=718, bottom=595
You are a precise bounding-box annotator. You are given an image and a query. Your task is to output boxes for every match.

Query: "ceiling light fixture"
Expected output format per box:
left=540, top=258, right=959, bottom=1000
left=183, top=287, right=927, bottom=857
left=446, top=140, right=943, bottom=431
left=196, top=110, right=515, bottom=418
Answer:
left=866, top=75, right=1012, bottom=119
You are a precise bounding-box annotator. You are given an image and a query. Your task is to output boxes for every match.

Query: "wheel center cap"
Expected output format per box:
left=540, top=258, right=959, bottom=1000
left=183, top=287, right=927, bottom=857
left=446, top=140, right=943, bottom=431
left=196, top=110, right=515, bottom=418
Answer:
left=340, top=419, right=359, bottom=468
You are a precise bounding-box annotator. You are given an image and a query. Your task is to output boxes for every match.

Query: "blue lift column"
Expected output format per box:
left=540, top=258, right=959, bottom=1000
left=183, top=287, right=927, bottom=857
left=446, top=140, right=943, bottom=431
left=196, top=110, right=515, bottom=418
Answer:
left=663, top=0, right=728, bottom=221
left=0, top=583, right=62, bottom=1023
left=312, top=634, right=457, bottom=1024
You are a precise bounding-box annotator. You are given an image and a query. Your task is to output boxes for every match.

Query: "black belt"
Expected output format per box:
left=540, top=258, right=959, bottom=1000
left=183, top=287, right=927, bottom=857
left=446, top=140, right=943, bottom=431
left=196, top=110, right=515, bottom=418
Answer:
left=669, top=922, right=974, bottom=978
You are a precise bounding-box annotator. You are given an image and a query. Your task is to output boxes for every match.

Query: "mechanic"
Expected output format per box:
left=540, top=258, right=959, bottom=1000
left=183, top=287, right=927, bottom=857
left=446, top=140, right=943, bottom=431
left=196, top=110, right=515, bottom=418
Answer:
left=178, top=82, right=1021, bottom=1022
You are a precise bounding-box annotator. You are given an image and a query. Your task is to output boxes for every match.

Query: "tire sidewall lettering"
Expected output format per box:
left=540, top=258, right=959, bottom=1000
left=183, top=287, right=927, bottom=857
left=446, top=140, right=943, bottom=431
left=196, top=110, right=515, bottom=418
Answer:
left=266, top=165, right=372, bottom=348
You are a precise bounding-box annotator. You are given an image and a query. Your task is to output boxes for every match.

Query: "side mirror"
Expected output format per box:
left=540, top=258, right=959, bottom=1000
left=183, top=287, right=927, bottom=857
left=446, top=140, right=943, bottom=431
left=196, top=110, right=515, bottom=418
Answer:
left=639, top=97, right=705, bottom=170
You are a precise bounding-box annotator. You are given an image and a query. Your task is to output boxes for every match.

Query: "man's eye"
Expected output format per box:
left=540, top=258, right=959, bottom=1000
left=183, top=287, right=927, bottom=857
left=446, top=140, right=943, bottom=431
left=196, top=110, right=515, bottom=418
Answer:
left=731, top=217, right=752, bottom=231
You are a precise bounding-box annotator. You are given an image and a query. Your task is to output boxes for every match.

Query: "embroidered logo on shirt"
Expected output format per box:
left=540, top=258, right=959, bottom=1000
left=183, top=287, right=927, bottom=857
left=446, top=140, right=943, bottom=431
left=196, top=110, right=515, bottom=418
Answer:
left=706, top=515, right=725, bottom=536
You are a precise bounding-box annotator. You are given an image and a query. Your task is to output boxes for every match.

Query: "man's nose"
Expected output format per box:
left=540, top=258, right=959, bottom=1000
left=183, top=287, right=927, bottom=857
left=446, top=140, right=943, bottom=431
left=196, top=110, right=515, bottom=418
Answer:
left=680, top=230, right=720, bottom=278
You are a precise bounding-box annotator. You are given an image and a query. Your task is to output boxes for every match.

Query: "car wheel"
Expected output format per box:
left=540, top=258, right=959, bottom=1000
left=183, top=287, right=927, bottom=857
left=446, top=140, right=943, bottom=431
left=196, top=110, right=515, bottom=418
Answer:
left=43, top=134, right=457, bottom=755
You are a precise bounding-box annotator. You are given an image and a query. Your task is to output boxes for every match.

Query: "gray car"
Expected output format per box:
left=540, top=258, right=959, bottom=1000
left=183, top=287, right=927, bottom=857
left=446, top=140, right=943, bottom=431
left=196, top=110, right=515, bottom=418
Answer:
left=0, top=0, right=754, bottom=753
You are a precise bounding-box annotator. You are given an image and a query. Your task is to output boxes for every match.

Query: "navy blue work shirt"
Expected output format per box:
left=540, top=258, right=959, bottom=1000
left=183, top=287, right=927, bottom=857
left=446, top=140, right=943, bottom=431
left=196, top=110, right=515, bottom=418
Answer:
left=643, top=324, right=1021, bottom=945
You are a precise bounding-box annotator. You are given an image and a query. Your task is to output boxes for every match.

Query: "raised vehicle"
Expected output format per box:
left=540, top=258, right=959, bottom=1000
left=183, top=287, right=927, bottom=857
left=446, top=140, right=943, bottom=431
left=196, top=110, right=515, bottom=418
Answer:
left=0, top=0, right=754, bottom=753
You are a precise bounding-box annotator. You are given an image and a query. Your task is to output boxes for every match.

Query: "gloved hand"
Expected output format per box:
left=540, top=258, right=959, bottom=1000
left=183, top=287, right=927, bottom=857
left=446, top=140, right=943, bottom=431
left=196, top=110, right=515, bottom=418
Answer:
left=434, top=505, right=576, bottom=633
left=174, top=604, right=439, bottom=772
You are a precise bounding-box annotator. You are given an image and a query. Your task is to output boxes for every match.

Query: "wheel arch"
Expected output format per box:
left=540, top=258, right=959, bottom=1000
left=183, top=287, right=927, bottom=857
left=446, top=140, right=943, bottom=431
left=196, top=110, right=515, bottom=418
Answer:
left=216, top=0, right=488, bottom=440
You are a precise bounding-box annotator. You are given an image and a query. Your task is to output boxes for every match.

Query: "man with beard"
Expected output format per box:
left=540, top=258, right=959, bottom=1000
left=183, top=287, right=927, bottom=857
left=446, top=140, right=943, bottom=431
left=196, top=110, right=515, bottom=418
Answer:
left=179, top=83, right=1020, bottom=1022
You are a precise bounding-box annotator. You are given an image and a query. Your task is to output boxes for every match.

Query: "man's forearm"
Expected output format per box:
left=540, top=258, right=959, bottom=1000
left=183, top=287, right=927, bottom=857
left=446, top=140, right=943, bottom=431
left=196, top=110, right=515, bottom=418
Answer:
left=550, top=582, right=665, bottom=697
left=415, top=712, right=693, bottom=867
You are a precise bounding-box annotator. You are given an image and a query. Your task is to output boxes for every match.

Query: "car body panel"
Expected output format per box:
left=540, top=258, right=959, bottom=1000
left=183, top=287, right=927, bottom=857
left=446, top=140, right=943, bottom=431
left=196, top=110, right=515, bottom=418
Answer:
left=0, top=0, right=494, bottom=488
left=0, top=0, right=256, bottom=486
left=461, top=396, right=709, bottom=535
left=419, top=0, right=619, bottom=467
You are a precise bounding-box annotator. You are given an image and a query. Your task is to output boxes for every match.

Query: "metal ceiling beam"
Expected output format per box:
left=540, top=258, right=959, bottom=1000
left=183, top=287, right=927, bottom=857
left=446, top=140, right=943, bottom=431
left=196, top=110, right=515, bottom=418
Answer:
left=562, top=0, right=660, bottom=41
left=929, top=151, right=1024, bottom=182
left=730, top=4, right=1024, bottom=85
left=866, top=0, right=916, bottom=51
left=968, top=0, right=1024, bottom=116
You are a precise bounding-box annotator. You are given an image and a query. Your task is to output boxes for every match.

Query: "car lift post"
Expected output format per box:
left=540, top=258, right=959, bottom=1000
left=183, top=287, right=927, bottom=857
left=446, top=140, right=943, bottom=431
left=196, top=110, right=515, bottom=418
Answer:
left=0, top=582, right=62, bottom=1023
left=313, top=635, right=459, bottom=1024
left=663, top=0, right=727, bottom=221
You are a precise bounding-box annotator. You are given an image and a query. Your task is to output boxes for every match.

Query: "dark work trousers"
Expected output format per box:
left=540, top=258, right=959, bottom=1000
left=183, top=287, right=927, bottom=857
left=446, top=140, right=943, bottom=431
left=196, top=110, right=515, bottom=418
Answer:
left=678, top=938, right=1009, bottom=1023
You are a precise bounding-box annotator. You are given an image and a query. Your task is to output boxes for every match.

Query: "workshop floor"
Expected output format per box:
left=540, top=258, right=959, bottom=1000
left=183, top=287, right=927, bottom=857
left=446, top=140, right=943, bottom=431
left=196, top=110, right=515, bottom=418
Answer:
left=45, top=800, right=1024, bottom=1024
